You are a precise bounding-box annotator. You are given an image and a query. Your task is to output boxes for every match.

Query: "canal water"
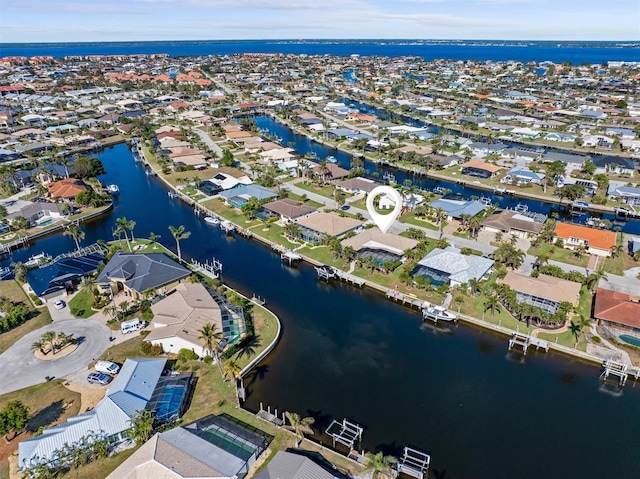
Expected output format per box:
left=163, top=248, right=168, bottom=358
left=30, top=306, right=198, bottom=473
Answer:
left=4, top=144, right=640, bottom=479
left=254, top=116, right=640, bottom=234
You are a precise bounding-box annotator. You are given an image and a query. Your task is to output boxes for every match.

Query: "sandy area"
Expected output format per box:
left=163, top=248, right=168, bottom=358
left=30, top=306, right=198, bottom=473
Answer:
left=64, top=382, right=106, bottom=413
left=33, top=343, right=78, bottom=361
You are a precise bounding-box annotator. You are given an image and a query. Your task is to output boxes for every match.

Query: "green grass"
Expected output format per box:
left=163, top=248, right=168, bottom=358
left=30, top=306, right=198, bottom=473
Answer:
left=0, top=280, right=52, bottom=355
left=68, top=288, right=95, bottom=319
left=294, top=181, right=340, bottom=200
left=286, top=192, right=324, bottom=208
left=399, top=213, right=442, bottom=231
left=296, top=245, right=347, bottom=269
left=528, top=243, right=589, bottom=268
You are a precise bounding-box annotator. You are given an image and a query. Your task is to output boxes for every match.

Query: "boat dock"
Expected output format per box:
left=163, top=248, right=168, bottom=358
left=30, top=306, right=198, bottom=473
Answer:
left=508, top=332, right=549, bottom=354
left=396, top=446, right=431, bottom=479
left=250, top=294, right=266, bottom=306
left=220, top=220, right=236, bottom=234
left=0, top=236, right=29, bottom=254
left=315, top=265, right=365, bottom=287
left=385, top=289, right=424, bottom=309
left=599, top=359, right=640, bottom=386
left=256, top=403, right=284, bottom=426
left=191, top=257, right=223, bottom=279
left=325, top=418, right=363, bottom=450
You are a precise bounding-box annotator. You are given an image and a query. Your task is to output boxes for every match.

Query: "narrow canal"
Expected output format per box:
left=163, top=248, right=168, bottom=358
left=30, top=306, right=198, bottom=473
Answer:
left=253, top=115, right=640, bottom=234
left=4, top=144, right=640, bottom=479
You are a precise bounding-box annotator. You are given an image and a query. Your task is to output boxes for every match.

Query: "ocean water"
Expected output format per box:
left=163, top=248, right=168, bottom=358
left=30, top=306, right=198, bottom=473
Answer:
left=1, top=40, right=638, bottom=63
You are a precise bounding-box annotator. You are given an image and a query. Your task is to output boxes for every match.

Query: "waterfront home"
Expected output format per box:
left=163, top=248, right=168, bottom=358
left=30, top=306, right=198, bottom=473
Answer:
left=309, top=162, right=350, bottom=182
left=107, top=415, right=270, bottom=479
left=480, top=209, right=545, bottom=239
left=459, top=159, right=502, bottom=179
left=25, top=250, right=105, bottom=300
left=413, top=246, right=494, bottom=287
left=19, top=358, right=192, bottom=473
left=334, top=177, right=378, bottom=194
left=465, top=142, right=507, bottom=158
left=544, top=132, right=576, bottom=143
left=294, top=212, right=363, bottom=244
left=605, top=127, right=636, bottom=140
left=259, top=198, right=317, bottom=221
left=591, top=155, right=635, bottom=176
left=607, top=183, right=640, bottom=205
left=553, top=222, right=617, bottom=257
left=218, top=183, right=277, bottom=208
left=96, top=252, right=191, bottom=300
left=583, top=135, right=614, bottom=150
left=6, top=201, right=66, bottom=227
left=499, top=271, right=581, bottom=315
left=340, top=228, right=419, bottom=264
left=429, top=198, right=486, bottom=221
left=542, top=151, right=587, bottom=170
left=501, top=168, right=545, bottom=186
left=254, top=451, right=346, bottom=479
left=146, top=282, right=245, bottom=356
left=428, top=154, right=462, bottom=169
left=593, top=286, right=640, bottom=336
left=555, top=175, right=598, bottom=194
left=47, top=178, right=88, bottom=200
left=259, top=147, right=297, bottom=163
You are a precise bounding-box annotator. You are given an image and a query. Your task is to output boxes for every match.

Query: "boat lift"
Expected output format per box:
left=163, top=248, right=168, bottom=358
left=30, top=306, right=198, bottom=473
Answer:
left=325, top=418, right=363, bottom=451
left=396, top=446, right=431, bottom=479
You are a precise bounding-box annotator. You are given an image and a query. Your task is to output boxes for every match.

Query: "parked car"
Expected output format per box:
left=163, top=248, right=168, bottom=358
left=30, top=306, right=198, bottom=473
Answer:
left=87, top=372, right=112, bottom=386
left=52, top=299, right=65, bottom=310
left=95, top=360, right=120, bottom=376
left=340, top=205, right=350, bottom=210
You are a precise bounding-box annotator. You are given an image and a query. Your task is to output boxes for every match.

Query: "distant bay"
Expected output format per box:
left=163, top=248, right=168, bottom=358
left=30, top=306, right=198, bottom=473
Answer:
left=1, top=40, right=639, bottom=63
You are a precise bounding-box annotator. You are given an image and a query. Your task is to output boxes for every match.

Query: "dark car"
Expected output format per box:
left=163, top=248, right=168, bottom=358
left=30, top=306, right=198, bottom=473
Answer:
left=87, top=372, right=113, bottom=386
left=340, top=205, right=350, bottom=210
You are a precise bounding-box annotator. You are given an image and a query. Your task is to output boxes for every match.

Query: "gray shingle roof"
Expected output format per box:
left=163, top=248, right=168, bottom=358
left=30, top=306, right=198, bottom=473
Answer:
left=254, top=451, right=342, bottom=479
left=96, top=252, right=190, bottom=293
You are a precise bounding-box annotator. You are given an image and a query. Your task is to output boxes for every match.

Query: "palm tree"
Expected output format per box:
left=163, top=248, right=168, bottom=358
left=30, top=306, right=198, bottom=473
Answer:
left=468, top=278, right=482, bottom=297
left=198, top=322, right=224, bottom=376
left=223, top=359, right=242, bottom=382
left=585, top=269, right=608, bottom=291
left=82, top=276, right=99, bottom=306
left=494, top=231, right=503, bottom=243
left=534, top=253, right=550, bottom=269
left=41, top=331, right=57, bottom=355
left=115, top=217, right=133, bottom=252
left=63, top=224, right=85, bottom=252
left=363, top=451, right=397, bottom=479
left=433, top=207, right=447, bottom=238
left=148, top=232, right=160, bottom=249
left=283, top=412, right=315, bottom=448
left=483, top=295, right=502, bottom=317
left=574, top=245, right=587, bottom=259
left=169, top=225, right=191, bottom=263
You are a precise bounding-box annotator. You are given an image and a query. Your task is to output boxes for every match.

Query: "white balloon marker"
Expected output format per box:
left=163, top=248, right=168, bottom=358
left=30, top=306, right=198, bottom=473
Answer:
left=366, top=185, right=403, bottom=233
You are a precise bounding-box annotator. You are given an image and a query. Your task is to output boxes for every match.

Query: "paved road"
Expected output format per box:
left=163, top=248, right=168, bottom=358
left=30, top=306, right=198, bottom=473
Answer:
left=0, top=319, right=112, bottom=395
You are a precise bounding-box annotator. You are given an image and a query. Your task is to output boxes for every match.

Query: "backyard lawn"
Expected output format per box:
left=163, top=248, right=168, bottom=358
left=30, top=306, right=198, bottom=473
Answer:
left=68, top=288, right=95, bottom=319
left=528, top=243, right=589, bottom=268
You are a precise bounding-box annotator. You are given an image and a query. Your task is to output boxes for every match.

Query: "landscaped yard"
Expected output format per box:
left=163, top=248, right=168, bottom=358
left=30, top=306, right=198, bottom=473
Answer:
left=0, top=281, right=52, bottom=355
left=294, top=181, right=341, bottom=200
left=399, top=212, right=442, bottom=231
left=68, top=288, right=95, bottom=319
left=528, top=243, right=589, bottom=268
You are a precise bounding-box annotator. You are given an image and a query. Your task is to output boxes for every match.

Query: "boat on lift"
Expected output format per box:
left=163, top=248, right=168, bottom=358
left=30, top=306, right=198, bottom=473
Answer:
left=204, top=216, right=220, bottom=225
left=106, top=184, right=120, bottom=194
left=422, top=302, right=457, bottom=323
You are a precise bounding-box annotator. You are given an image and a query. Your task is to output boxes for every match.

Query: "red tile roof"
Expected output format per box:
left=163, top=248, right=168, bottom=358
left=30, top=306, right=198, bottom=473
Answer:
left=47, top=178, right=88, bottom=199
left=594, top=287, right=640, bottom=329
left=554, top=222, right=617, bottom=251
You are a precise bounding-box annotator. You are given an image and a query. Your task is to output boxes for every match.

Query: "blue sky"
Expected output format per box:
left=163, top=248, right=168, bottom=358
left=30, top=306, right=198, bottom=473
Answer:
left=1, top=0, right=638, bottom=43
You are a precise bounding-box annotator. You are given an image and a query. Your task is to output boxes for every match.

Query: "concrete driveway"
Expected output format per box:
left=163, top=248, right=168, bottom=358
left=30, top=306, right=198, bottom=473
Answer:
left=0, top=319, right=112, bottom=395
left=46, top=293, right=75, bottom=321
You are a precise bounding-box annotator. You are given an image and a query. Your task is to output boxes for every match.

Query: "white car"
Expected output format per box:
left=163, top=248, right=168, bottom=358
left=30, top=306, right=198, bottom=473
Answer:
left=52, top=299, right=65, bottom=310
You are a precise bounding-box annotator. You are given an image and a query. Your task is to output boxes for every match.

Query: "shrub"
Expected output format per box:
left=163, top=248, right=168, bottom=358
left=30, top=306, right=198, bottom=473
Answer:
left=29, top=293, right=42, bottom=306
left=140, top=309, right=154, bottom=321
left=203, top=355, right=213, bottom=364
left=177, top=348, right=199, bottom=362
left=141, top=341, right=163, bottom=356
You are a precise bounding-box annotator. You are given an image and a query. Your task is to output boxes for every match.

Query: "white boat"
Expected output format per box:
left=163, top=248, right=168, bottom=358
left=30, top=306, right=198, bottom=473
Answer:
left=220, top=220, right=236, bottom=233
left=514, top=203, right=528, bottom=214
left=204, top=216, right=220, bottom=225
left=422, top=302, right=457, bottom=323
left=326, top=155, right=338, bottom=164
left=25, top=252, right=52, bottom=268
left=106, top=184, right=119, bottom=194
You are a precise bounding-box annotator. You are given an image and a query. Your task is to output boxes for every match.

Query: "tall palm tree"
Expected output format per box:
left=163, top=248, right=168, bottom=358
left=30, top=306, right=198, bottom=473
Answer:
left=223, top=359, right=242, bottom=382
left=363, top=451, right=398, bottom=479
left=198, top=322, right=224, bottom=376
left=283, top=412, right=315, bottom=448
left=169, top=225, right=191, bottom=263
left=115, top=217, right=133, bottom=252
left=63, top=224, right=85, bottom=252
left=585, top=269, right=608, bottom=291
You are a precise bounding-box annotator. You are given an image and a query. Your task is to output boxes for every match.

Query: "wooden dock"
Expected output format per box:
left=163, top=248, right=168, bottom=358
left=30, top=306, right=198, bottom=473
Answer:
left=508, top=332, right=549, bottom=354
left=385, top=290, right=424, bottom=309
left=256, top=403, right=284, bottom=426
left=191, top=258, right=223, bottom=279
left=600, top=359, right=630, bottom=386
left=315, top=265, right=365, bottom=287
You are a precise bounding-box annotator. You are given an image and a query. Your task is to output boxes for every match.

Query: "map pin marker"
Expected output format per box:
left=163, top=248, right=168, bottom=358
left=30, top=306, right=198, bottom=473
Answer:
left=366, top=185, right=403, bottom=233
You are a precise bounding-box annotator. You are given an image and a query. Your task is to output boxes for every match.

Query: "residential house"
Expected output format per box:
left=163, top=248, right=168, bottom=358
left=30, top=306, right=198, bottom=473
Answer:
left=607, top=183, right=640, bottom=206
left=544, top=132, right=576, bottom=143
left=459, top=159, right=502, bottom=179
left=7, top=201, right=66, bottom=227
left=627, top=237, right=640, bottom=256
left=429, top=198, right=486, bottom=221
left=593, top=287, right=640, bottom=335
left=146, top=282, right=245, bottom=356
left=107, top=415, right=271, bottom=479
left=583, top=135, right=614, bottom=150
left=501, top=168, right=546, bottom=186
left=480, top=209, right=545, bottom=239
left=47, top=178, right=88, bottom=200
left=334, top=177, right=378, bottom=194
left=542, top=151, right=588, bottom=170
left=591, top=155, right=635, bottom=176
left=254, top=451, right=349, bottom=479
left=218, top=184, right=278, bottom=208
left=553, top=222, right=617, bottom=257
left=96, top=252, right=191, bottom=300
left=413, top=246, right=494, bottom=287
left=499, top=272, right=581, bottom=315
left=309, top=162, right=350, bottom=182
left=19, top=359, right=192, bottom=473
left=258, top=198, right=317, bottom=221
left=294, top=212, right=362, bottom=244
left=25, top=251, right=105, bottom=300
left=340, top=229, right=419, bottom=264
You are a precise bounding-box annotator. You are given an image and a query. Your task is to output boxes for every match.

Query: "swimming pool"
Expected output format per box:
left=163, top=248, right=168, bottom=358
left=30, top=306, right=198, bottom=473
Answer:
left=38, top=218, right=55, bottom=227
left=619, top=334, right=640, bottom=347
